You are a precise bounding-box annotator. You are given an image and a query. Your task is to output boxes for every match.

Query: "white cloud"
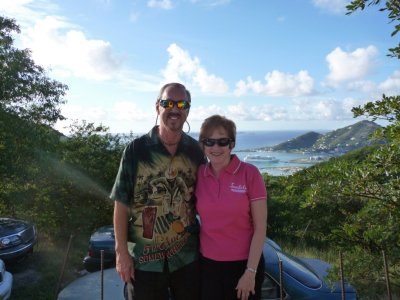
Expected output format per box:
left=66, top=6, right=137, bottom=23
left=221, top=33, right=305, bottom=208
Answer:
left=113, top=101, right=152, bottom=121
left=54, top=103, right=109, bottom=132
left=116, top=69, right=162, bottom=92
left=341, top=97, right=366, bottom=112
left=346, top=80, right=377, bottom=94
left=20, top=16, right=120, bottom=81
left=379, top=70, right=400, bottom=95
left=147, top=0, right=172, bottom=10
left=292, top=97, right=366, bottom=121
left=189, top=104, right=225, bottom=121
left=234, top=70, right=315, bottom=97
left=1, top=1, right=121, bottom=81
left=312, top=0, right=350, bottom=14
left=325, top=46, right=378, bottom=86
left=0, top=0, right=57, bottom=26
left=192, top=102, right=289, bottom=122
left=162, top=43, right=229, bottom=95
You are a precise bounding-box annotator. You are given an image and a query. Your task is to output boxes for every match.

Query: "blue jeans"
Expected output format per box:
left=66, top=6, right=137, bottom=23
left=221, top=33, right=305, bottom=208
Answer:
left=124, top=260, right=200, bottom=300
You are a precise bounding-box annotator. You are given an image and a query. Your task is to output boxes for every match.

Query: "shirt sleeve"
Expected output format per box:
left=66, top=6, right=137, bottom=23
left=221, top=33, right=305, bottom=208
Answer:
left=246, top=163, right=267, bottom=202
left=109, top=141, right=135, bottom=206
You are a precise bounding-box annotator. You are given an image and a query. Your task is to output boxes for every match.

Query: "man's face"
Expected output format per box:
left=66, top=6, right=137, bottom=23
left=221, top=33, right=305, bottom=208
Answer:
left=156, top=86, right=190, bottom=133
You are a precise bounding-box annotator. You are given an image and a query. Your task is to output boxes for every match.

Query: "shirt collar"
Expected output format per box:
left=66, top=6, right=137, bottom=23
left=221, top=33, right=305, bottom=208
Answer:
left=203, top=154, right=241, bottom=177
left=148, top=125, right=190, bottom=147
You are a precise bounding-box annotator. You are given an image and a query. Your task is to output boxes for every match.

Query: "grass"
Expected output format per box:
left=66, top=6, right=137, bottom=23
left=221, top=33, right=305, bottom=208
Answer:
left=274, top=238, right=400, bottom=300
left=6, top=233, right=89, bottom=300
left=6, top=234, right=400, bottom=300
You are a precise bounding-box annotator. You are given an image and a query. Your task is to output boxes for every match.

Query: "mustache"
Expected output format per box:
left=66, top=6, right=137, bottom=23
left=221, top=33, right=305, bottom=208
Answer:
left=167, top=112, right=182, bottom=117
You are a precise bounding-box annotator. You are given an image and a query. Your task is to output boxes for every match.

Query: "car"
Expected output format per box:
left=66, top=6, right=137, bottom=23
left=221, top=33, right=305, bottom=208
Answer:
left=83, top=225, right=116, bottom=272
left=0, top=258, right=13, bottom=300
left=261, top=239, right=357, bottom=299
left=0, top=218, right=38, bottom=261
left=79, top=226, right=357, bottom=299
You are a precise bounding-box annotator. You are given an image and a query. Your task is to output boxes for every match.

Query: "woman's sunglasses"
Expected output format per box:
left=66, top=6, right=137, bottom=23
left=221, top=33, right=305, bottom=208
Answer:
left=159, top=99, right=191, bottom=110
left=202, top=138, right=232, bottom=147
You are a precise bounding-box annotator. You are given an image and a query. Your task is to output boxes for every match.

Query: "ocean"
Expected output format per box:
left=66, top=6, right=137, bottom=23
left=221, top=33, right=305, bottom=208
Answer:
left=189, top=130, right=309, bottom=150
left=189, top=130, right=330, bottom=176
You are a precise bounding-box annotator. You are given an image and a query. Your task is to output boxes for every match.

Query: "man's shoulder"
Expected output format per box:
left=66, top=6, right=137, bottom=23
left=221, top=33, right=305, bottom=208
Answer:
left=130, top=131, right=156, bottom=146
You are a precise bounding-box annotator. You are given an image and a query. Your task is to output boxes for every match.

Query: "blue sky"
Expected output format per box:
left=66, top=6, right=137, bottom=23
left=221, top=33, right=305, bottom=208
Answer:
left=1, top=0, right=398, bottom=134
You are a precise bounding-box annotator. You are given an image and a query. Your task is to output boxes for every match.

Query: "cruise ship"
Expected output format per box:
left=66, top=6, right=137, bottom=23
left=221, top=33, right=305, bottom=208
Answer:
left=244, top=155, right=280, bottom=163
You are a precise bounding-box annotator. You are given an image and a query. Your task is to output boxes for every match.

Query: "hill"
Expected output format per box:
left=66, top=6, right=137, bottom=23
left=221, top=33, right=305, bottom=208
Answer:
left=260, top=120, right=382, bottom=153
left=271, top=131, right=323, bottom=151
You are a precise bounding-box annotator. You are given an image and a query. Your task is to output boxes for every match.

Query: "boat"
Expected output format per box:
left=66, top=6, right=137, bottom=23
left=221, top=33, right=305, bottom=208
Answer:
left=244, top=155, right=279, bottom=163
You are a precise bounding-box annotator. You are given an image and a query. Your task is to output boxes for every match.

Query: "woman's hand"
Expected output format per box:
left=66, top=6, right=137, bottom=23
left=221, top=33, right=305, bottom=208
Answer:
left=236, top=269, right=256, bottom=300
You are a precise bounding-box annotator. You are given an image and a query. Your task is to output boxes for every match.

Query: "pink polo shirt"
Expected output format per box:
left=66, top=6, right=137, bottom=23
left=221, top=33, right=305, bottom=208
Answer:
left=195, top=155, right=267, bottom=261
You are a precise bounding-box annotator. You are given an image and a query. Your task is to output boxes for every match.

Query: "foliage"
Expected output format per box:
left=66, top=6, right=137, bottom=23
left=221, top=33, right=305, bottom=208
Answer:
left=346, top=0, right=400, bottom=58
left=0, top=113, right=126, bottom=239
left=0, top=16, right=127, bottom=240
left=0, top=16, right=67, bottom=125
left=268, top=120, right=382, bottom=153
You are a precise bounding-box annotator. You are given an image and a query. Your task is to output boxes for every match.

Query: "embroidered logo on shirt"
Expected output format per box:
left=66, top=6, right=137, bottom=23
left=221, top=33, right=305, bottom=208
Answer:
left=230, top=183, right=247, bottom=193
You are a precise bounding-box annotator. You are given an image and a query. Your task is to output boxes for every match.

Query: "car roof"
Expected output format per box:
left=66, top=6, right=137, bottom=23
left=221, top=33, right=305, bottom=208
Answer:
left=90, top=225, right=115, bottom=242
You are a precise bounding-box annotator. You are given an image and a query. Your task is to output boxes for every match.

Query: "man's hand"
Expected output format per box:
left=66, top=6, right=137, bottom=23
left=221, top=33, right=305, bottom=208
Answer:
left=116, top=250, right=135, bottom=283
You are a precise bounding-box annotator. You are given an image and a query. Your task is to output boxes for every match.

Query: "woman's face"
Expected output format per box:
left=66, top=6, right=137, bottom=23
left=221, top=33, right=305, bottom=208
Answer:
left=203, top=127, right=233, bottom=167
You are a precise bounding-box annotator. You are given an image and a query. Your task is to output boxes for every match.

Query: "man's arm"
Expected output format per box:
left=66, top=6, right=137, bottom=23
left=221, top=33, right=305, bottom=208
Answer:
left=114, top=201, right=135, bottom=282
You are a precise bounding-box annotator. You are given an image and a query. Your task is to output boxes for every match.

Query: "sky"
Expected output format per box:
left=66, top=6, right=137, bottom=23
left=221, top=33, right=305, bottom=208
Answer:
left=1, top=0, right=399, bottom=134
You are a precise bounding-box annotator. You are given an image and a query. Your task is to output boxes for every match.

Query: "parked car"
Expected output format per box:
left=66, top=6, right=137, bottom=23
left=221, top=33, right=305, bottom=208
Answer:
left=83, top=225, right=116, bottom=272
left=262, top=239, right=357, bottom=299
left=0, top=258, right=13, bottom=300
left=0, top=218, right=37, bottom=261
left=81, top=225, right=357, bottom=299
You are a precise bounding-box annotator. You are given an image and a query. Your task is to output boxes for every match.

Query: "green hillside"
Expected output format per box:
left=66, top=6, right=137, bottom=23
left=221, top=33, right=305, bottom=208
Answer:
left=264, top=120, right=382, bottom=153
left=311, top=120, right=382, bottom=152
left=271, top=131, right=322, bottom=151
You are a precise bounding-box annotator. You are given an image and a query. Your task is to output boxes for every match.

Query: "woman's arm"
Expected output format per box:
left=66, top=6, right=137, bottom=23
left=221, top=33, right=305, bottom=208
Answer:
left=236, top=199, right=267, bottom=300
left=247, top=199, right=267, bottom=270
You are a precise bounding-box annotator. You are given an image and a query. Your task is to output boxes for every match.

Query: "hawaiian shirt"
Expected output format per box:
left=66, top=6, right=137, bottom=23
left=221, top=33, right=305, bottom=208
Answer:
left=110, top=126, right=205, bottom=272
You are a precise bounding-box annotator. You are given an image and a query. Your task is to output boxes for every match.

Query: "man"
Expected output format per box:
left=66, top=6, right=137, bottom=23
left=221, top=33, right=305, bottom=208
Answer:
left=110, top=83, right=205, bottom=300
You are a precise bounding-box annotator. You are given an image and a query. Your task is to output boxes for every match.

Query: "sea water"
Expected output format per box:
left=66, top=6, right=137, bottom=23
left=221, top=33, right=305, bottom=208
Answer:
left=190, top=130, right=330, bottom=176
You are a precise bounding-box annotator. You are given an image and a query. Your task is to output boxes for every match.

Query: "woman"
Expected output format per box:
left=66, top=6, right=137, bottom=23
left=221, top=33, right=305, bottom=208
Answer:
left=196, top=115, right=267, bottom=300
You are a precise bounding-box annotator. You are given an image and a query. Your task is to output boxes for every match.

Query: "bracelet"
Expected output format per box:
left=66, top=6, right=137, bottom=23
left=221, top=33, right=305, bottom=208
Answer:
left=246, top=267, right=257, bottom=273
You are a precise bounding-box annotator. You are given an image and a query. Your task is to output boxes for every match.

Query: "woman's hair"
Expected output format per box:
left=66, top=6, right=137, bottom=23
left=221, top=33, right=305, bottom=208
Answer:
left=199, top=114, right=236, bottom=142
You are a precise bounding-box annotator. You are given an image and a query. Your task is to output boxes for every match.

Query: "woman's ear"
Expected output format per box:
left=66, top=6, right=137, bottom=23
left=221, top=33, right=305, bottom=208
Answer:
left=229, top=141, right=235, bottom=150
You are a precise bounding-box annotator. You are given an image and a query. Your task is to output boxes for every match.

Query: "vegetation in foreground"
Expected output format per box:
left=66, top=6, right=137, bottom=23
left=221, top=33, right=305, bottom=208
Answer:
left=1, top=1, right=400, bottom=299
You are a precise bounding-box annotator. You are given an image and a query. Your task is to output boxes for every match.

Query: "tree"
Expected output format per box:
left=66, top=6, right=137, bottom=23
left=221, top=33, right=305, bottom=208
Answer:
left=266, top=2, right=400, bottom=296
left=300, top=1, right=400, bottom=295
left=346, top=0, right=400, bottom=58
left=0, top=16, right=67, bottom=125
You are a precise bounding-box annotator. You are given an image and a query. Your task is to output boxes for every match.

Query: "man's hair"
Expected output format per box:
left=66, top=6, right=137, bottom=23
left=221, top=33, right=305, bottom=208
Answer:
left=157, top=83, right=191, bottom=102
left=199, top=114, right=236, bottom=143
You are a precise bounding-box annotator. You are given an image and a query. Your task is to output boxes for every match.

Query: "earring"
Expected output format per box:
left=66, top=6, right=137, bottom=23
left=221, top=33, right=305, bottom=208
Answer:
left=185, top=120, right=191, bottom=133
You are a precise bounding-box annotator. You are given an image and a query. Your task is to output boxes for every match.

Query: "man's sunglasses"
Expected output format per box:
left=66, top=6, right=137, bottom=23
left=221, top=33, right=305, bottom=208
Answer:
left=159, top=99, right=191, bottom=110
left=202, top=138, right=232, bottom=147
